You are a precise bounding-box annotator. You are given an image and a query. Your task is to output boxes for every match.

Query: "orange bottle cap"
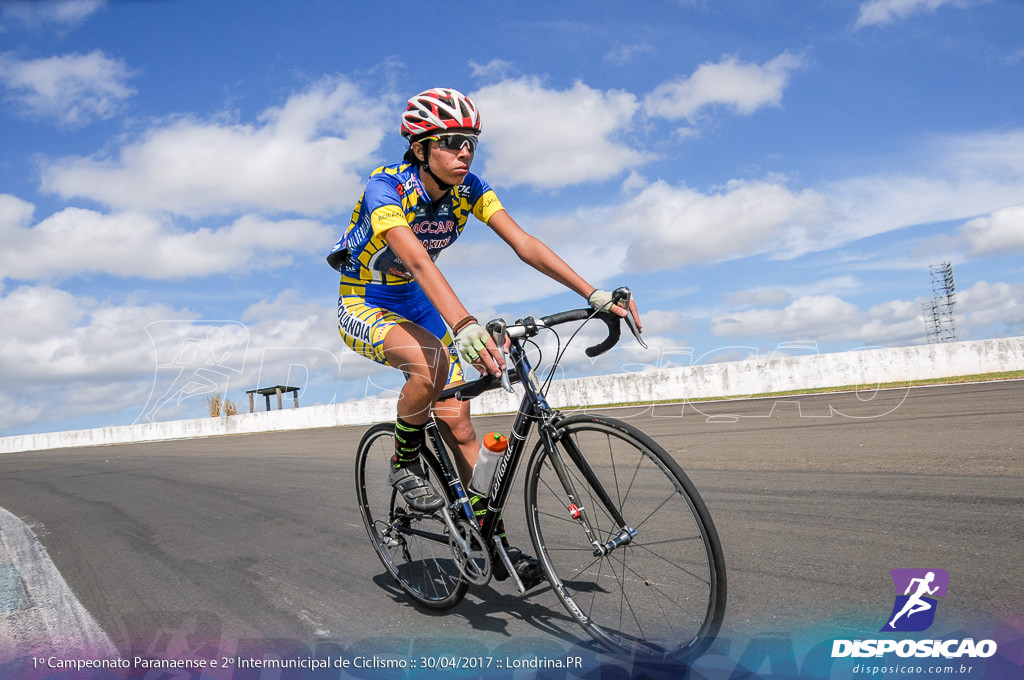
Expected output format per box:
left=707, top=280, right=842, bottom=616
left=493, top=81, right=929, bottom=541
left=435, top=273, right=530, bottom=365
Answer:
left=483, top=432, right=508, bottom=452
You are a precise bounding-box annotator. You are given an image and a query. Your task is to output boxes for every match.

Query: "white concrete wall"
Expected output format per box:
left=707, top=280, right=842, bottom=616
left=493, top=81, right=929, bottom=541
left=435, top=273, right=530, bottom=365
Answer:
left=3, top=336, right=1022, bottom=454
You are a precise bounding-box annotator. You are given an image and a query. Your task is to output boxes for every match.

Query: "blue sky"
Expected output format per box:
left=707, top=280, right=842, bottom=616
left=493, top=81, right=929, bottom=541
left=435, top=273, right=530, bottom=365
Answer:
left=1, top=0, right=1022, bottom=436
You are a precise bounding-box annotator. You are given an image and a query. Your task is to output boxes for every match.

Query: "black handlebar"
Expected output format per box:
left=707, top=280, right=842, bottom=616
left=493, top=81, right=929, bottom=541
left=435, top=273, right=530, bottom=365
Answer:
left=442, top=286, right=645, bottom=402
left=583, top=312, right=622, bottom=357
left=517, top=308, right=620, bottom=358
left=514, top=287, right=645, bottom=358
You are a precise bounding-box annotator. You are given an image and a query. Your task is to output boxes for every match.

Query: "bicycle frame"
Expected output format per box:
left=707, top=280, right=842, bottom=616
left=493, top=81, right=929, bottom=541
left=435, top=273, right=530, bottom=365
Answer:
left=421, top=335, right=544, bottom=541
left=422, top=322, right=634, bottom=582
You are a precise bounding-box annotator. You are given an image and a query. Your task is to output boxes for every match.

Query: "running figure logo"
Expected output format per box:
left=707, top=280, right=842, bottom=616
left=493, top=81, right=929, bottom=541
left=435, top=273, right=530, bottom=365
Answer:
left=881, top=568, right=950, bottom=632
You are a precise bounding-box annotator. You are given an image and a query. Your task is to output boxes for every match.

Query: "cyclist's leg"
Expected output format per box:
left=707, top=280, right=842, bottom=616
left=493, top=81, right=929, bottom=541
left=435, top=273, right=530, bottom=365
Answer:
left=432, top=397, right=477, bottom=487
left=394, top=283, right=479, bottom=486
left=380, top=323, right=449, bottom=511
left=381, top=321, right=449, bottom=423
left=338, top=287, right=448, bottom=511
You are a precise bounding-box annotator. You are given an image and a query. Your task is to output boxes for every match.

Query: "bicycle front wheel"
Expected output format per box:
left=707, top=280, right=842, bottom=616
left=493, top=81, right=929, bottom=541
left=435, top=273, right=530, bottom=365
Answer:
left=354, top=423, right=468, bottom=610
left=524, top=414, right=726, bottom=660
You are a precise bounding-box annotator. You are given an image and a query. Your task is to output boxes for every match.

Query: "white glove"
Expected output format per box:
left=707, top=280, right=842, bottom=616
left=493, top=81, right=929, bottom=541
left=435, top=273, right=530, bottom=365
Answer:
left=455, top=322, right=490, bottom=364
left=588, top=289, right=615, bottom=311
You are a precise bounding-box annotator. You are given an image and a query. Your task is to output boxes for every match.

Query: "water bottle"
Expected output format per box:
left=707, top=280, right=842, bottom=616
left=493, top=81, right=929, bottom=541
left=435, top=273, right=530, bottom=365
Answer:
left=470, top=431, right=508, bottom=494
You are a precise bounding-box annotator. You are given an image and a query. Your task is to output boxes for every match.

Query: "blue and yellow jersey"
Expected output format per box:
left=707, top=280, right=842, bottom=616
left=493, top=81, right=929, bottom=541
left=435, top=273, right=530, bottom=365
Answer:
left=327, top=162, right=504, bottom=286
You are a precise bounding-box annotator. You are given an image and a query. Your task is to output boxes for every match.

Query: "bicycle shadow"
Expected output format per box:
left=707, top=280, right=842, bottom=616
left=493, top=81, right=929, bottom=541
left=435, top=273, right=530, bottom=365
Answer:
left=370, top=572, right=600, bottom=651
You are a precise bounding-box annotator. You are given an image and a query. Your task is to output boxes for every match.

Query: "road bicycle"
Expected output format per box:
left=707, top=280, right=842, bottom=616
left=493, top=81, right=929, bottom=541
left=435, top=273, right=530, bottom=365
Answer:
left=354, top=289, right=726, bottom=661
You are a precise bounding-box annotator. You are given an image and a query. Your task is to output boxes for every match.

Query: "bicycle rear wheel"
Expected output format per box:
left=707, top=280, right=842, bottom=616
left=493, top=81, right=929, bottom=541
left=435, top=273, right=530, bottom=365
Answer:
left=354, top=423, right=468, bottom=610
left=524, top=414, right=726, bottom=660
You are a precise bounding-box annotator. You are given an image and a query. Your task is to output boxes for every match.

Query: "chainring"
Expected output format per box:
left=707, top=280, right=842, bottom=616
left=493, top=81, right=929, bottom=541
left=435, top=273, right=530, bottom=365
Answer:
left=449, top=517, right=491, bottom=585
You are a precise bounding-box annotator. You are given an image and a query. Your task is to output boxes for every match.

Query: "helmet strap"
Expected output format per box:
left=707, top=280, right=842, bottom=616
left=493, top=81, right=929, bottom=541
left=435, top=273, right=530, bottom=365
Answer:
left=418, top=143, right=453, bottom=194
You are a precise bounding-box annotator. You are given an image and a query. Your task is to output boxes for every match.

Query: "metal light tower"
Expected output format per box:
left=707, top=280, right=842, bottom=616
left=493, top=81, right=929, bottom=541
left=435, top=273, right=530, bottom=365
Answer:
left=922, top=261, right=957, bottom=343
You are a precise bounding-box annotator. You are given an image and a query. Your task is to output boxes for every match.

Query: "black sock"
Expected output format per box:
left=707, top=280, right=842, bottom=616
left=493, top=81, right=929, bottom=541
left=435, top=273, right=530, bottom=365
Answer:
left=393, top=417, right=425, bottom=469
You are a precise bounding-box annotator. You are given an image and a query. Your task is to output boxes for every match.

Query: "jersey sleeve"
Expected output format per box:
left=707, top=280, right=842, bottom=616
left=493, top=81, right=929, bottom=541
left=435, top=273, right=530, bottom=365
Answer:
left=464, top=174, right=504, bottom=223
left=473, top=189, right=504, bottom=224
left=363, top=174, right=410, bottom=236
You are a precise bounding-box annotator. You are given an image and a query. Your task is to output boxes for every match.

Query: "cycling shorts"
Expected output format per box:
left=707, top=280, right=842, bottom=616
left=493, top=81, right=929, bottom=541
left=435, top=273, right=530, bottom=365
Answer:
left=337, top=281, right=464, bottom=386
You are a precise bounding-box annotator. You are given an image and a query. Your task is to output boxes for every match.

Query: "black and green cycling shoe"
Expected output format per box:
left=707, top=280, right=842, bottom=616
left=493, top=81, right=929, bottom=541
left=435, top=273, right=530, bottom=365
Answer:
left=389, top=460, right=444, bottom=512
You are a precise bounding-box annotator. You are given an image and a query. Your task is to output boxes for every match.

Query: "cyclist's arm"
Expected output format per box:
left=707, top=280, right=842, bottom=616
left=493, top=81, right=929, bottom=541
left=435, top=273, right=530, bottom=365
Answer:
left=383, top=225, right=505, bottom=376
left=487, top=209, right=643, bottom=330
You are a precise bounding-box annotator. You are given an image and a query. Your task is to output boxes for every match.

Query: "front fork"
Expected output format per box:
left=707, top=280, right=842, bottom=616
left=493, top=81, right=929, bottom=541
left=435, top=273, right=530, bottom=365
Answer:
left=502, top=337, right=638, bottom=558
left=539, top=418, right=636, bottom=557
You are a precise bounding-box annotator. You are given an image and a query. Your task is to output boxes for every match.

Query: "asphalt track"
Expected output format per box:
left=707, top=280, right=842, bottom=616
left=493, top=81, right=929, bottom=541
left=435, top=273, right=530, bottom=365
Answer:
left=1, top=381, right=1022, bottom=673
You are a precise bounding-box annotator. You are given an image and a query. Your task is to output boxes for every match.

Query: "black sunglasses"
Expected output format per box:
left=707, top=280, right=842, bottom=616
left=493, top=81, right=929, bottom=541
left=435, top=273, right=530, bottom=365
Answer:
left=426, top=132, right=478, bottom=153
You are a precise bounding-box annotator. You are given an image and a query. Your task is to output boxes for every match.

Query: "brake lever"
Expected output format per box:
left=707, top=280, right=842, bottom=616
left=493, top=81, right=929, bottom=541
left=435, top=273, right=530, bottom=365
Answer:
left=611, top=287, right=648, bottom=350
left=485, top=318, right=514, bottom=392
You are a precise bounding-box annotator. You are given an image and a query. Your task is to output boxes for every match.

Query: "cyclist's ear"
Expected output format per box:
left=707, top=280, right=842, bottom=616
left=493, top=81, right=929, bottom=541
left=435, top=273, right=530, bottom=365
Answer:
left=408, top=140, right=427, bottom=163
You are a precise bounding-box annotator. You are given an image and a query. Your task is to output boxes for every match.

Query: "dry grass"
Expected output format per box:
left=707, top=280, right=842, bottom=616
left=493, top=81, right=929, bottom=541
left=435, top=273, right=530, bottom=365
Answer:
left=207, top=395, right=238, bottom=417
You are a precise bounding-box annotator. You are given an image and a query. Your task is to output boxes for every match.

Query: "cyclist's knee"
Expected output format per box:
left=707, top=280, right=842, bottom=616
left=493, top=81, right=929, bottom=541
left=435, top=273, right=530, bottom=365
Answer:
left=404, top=370, right=445, bottom=406
left=440, top=408, right=476, bottom=446
left=385, top=324, right=450, bottom=391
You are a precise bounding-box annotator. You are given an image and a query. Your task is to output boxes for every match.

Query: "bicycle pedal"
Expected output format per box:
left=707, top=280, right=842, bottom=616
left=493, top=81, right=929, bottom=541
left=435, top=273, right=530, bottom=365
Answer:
left=492, top=541, right=545, bottom=595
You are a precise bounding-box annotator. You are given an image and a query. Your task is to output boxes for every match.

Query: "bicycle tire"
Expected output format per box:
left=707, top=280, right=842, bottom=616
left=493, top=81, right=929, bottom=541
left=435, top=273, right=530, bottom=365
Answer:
left=354, top=422, right=468, bottom=610
left=524, top=414, right=726, bottom=660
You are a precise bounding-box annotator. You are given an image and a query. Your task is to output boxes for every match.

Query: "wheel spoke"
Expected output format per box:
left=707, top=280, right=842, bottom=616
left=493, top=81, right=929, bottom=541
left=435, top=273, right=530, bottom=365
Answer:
left=525, top=415, right=725, bottom=660
left=355, top=424, right=467, bottom=610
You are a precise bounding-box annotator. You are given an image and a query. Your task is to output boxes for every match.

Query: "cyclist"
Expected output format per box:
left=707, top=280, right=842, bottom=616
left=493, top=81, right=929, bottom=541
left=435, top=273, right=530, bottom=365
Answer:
left=328, top=87, right=642, bottom=587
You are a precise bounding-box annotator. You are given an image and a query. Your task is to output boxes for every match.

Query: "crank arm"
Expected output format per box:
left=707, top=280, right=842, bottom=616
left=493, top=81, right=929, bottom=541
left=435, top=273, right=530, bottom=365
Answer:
left=492, top=536, right=526, bottom=596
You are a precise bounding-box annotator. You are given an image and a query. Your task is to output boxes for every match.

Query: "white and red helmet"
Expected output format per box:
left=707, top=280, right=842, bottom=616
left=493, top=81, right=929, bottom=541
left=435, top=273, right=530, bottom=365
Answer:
left=401, top=88, right=481, bottom=139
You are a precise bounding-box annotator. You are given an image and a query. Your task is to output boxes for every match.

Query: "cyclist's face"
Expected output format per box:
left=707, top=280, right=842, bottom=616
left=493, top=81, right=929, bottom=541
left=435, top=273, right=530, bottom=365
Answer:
left=413, top=135, right=475, bottom=186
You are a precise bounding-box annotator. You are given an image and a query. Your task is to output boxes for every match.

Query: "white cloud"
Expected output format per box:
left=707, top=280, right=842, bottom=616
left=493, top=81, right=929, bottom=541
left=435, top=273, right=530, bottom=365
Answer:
left=855, top=0, right=975, bottom=28
left=0, top=193, right=34, bottom=227
left=488, top=127, right=1024, bottom=291
left=711, top=293, right=927, bottom=346
left=708, top=280, right=1024, bottom=347
left=1002, top=47, right=1024, bottom=67
left=132, top=292, right=372, bottom=424
left=632, top=308, right=690, bottom=336
left=0, top=0, right=104, bottom=29
left=824, top=129, right=1024, bottom=245
left=0, top=196, right=334, bottom=280
left=612, top=178, right=836, bottom=272
left=723, top=288, right=794, bottom=309
left=471, top=77, right=650, bottom=188
left=40, top=77, right=388, bottom=216
left=0, top=285, right=187, bottom=390
left=722, top=277, right=862, bottom=311
left=0, top=284, right=371, bottom=431
left=958, top=281, right=1024, bottom=331
left=469, top=59, right=516, bottom=82
left=960, top=205, right=1024, bottom=256
left=0, top=50, right=133, bottom=125
left=457, top=177, right=836, bottom=300
left=604, top=43, right=655, bottom=66
left=240, top=290, right=342, bottom=360
left=643, top=52, right=805, bottom=123
left=711, top=295, right=865, bottom=342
